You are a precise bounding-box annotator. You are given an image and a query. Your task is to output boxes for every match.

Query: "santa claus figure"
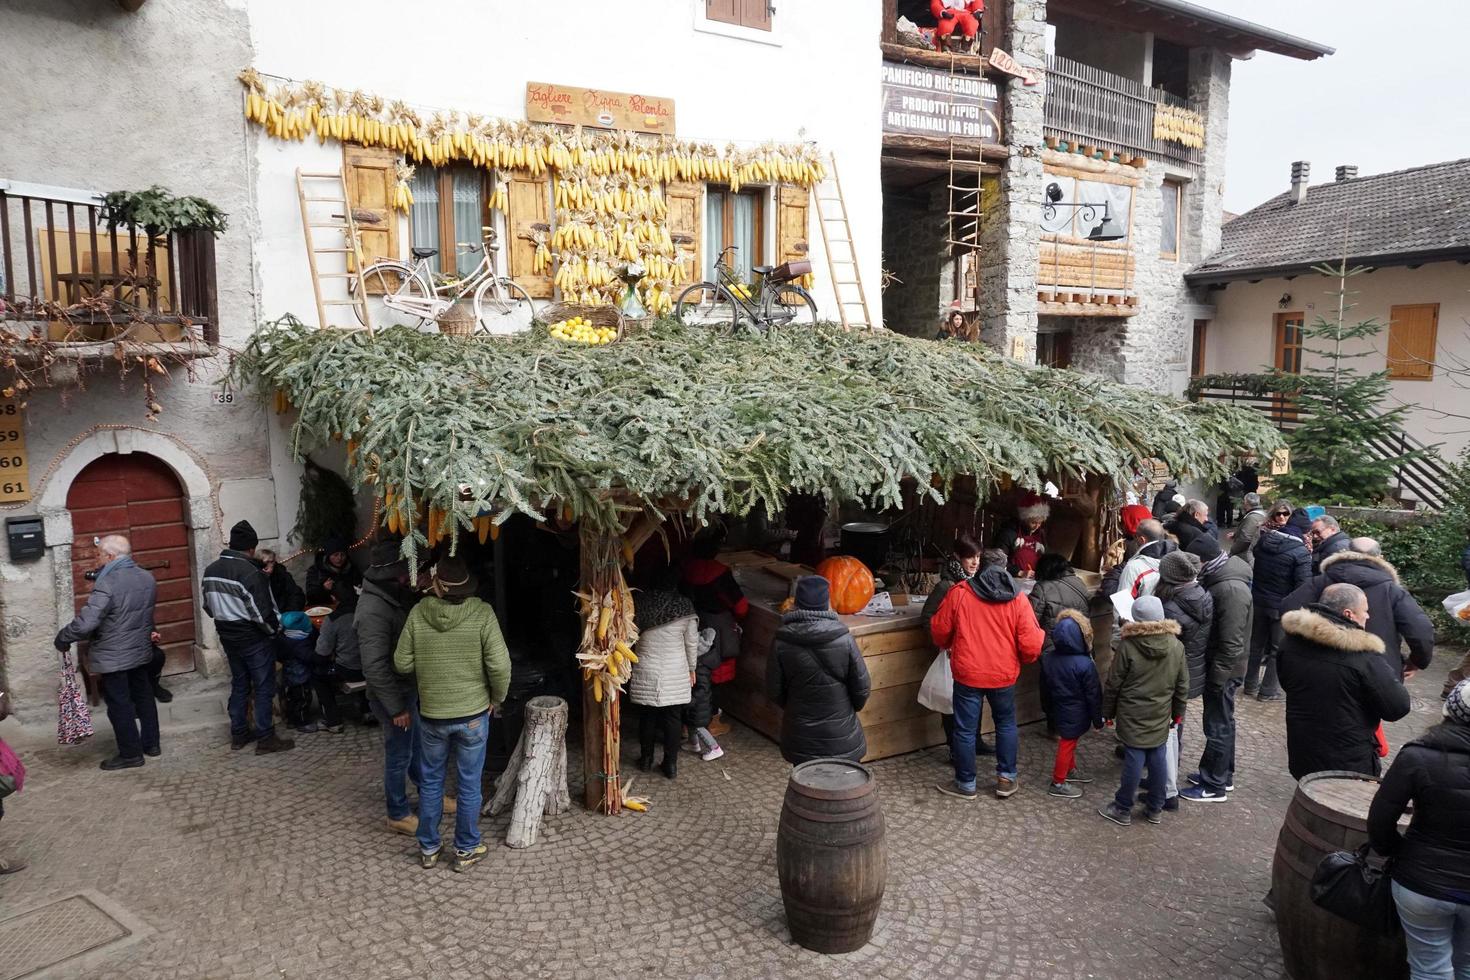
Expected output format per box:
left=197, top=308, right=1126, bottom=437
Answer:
left=929, top=0, right=985, bottom=52
left=994, top=491, right=1050, bottom=578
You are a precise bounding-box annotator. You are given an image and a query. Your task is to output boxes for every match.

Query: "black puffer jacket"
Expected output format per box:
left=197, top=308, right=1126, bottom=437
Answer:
left=1281, top=552, right=1434, bottom=682
left=1252, top=529, right=1311, bottom=612
left=1161, top=582, right=1214, bottom=698
left=1311, top=531, right=1351, bottom=574
left=1169, top=512, right=1215, bottom=552
left=1277, top=605, right=1411, bottom=780
left=1199, top=555, right=1253, bottom=686
left=1367, top=721, right=1470, bottom=905
left=766, top=609, right=871, bottom=765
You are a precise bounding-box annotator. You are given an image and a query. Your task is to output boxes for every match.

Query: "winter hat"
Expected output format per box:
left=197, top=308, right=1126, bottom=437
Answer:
left=430, top=556, right=478, bottom=600
left=1285, top=508, right=1314, bottom=538
left=1017, top=491, right=1051, bottom=524
left=1159, top=550, right=1201, bottom=588
left=321, top=536, right=349, bottom=558
left=228, top=520, right=258, bottom=551
left=1445, top=679, right=1470, bottom=726
left=281, top=610, right=312, bottom=640
left=1120, top=504, right=1152, bottom=537
left=368, top=540, right=406, bottom=569
left=1187, top=535, right=1223, bottom=562
left=795, top=575, right=830, bottom=611
left=1132, top=595, right=1165, bottom=622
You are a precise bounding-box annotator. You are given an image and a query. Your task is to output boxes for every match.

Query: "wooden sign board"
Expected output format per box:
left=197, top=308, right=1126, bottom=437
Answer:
left=880, top=63, right=1002, bottom=143
left=0, top=400, right=30, bottom=504
left=525, top=82, right=675, bottom=135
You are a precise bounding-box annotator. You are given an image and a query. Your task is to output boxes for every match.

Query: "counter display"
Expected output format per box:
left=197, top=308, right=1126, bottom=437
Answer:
left=717, top=553, right=1050, bottom=761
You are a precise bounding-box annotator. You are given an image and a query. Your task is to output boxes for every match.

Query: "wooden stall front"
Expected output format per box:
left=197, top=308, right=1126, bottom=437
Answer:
left=718, top=552, right=1049, bottom=761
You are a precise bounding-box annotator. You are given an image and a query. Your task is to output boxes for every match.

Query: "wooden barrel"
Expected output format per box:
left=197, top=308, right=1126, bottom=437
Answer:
left=1272, top=771, right=1408, bottom=980
left=776, top=759, right=887, bottom=953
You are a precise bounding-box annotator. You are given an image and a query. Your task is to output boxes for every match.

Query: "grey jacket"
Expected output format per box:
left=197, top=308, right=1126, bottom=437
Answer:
left=56, top=556, right=157, bottom=674
left=1230, top=509, right=1265, bottom=567
left=355, top=578, right=417, bottom=715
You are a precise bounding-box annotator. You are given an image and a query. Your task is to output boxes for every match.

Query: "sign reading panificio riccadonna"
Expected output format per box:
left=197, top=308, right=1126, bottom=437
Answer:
left=880, top=64, right=1001, bottom=143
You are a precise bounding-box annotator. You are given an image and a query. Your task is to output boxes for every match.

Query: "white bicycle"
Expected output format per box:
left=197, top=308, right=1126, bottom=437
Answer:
left=350, top=226, right=535, bottom=335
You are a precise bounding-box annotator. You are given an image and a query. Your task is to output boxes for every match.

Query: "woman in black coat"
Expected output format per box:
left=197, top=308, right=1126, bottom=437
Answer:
left=1367, top=680, right=1470, bottom=976
left=766, top=576, right=871, bottom=765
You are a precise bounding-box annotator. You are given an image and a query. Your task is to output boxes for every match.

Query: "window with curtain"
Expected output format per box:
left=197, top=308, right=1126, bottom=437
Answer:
left=408, top=167, right=485, bottom=277
left=704, top=187, right=764, bottom=283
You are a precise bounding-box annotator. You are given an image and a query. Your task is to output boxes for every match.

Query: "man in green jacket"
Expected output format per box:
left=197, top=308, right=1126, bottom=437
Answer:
left=394, top=557, right=510, bottom=873
left=1097, top=595, right=1188, bottom=827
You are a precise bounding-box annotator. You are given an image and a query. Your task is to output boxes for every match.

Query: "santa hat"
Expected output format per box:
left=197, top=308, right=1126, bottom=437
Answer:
left=1017, top=491, right=1051, bottom=523
left=1120, top=504, right=1152, bottom=537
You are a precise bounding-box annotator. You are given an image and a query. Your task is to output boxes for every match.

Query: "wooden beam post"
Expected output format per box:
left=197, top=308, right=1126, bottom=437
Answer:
left=579, top=525, right=624, bottom=814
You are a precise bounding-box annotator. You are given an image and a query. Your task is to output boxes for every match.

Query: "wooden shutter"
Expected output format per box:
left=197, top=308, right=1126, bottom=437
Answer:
left=1387, top=303, right=1439, bottom=380
left=505, top=174, right=553, bottom=298
left=775, top=186, right=810, bottom=270
left=666, top=182, right=704, bottom=285
left=738, top=0, right=771, bottom=30
left=342, top=145, right=399, bottom=293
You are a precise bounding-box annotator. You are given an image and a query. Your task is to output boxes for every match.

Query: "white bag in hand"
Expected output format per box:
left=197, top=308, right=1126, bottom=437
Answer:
left=1442, top=589, right=1470, bottom=623
left=917, top=650, right=954, bottom=715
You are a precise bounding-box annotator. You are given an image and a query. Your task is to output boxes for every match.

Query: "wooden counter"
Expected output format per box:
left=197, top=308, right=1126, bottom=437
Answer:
left=718, top=553, right=1050, bottom=761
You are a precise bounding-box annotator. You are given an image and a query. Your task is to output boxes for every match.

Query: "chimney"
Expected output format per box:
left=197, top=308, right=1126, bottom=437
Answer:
left=1290, top=161, right=1311, bottom=204
left=1335, top=164, right=1358, bottom=182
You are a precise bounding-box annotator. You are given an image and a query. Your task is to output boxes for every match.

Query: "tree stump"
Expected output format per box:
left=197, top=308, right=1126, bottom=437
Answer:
left=485, top=695, right=570, bottom=848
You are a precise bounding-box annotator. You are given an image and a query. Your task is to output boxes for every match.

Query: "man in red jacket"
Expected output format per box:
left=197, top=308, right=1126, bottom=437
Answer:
left=930, top=563, right=1046, bottom=799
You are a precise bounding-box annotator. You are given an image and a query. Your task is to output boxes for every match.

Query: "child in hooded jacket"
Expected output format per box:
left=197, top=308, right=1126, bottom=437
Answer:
left=278, top=610, right=343, bottom=733
left=1040, top=610, right=1103, bottom=798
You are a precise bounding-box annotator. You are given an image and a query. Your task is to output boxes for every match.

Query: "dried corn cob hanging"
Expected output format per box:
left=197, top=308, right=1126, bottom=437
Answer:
left=576, top=523, right=638, bottom=814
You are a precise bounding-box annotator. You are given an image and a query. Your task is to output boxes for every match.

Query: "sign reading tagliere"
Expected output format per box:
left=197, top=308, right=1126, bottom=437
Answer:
left=0, top=400, right=30, bottom=504
left=525, top=82, right=675, bottom=135
left=880, top=63, right=1002, bottom=143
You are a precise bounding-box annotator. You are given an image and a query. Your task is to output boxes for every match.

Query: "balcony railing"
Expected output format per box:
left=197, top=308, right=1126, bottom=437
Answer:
left=1043, top=55, right=1204, bottom=169
left=1192, top=381, right=1452, bottom=510
left=0, top=186, right=218, bottom=345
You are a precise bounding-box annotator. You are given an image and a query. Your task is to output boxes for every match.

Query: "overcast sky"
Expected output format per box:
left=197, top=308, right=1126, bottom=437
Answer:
left=1207, top=0, right=1470, bottom=213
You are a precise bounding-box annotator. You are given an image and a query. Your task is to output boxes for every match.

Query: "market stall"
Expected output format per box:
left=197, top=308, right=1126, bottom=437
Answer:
left=234, top=318, right=1280, bottom=813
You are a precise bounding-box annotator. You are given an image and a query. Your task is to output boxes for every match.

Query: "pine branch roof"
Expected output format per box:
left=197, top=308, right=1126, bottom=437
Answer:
left=232, top=318, right=1282, bottom=536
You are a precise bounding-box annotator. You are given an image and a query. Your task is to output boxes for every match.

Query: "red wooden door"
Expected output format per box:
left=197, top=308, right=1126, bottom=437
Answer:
left=67, top=453, right=197, bottom=676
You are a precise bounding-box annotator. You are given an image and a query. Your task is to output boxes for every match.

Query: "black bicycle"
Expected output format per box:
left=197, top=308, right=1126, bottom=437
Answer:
left=674, top=246, right=816, bottom=332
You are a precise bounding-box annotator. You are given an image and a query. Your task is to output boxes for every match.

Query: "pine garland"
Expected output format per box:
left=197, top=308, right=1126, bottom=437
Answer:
left=231, top=317, right=1282, bottom=554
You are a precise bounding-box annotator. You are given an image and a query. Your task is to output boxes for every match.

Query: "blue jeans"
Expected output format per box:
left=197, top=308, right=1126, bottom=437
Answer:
left=368, top=697, right=423, bottom=821
left=223, top=634, right=276, bottom=740
left=951, top=683, right=1017, bottom=790
left=1393, top=880, right=1470, bottom=980
left=1115, top=742, right=1168, bottom=813
left=416, top=712, right=489, bottom=855
left=1198, top=679, right=1240, bottom=792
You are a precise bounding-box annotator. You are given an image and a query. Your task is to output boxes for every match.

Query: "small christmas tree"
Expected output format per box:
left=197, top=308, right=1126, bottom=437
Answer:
left=1273, top=260, right=1420, bottom=503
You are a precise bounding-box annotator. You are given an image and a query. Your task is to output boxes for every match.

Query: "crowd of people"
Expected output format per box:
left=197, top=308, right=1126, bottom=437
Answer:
left=5, top=479, right=1467, bottom=970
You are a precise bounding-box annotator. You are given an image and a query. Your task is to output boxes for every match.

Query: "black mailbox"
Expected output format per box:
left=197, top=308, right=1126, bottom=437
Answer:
left=6, top=516, right=45, bottom=562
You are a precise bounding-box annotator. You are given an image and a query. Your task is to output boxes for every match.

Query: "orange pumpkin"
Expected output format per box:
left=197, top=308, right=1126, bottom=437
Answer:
left=816, top=555, right=876, bottom=615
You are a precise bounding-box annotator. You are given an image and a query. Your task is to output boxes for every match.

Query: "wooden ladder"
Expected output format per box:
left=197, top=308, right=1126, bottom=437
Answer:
left=812, top=153, right=875, bottom=330
left=295, top=168, right=372, bottom=331
left=945, top=55, right=983, bottom=313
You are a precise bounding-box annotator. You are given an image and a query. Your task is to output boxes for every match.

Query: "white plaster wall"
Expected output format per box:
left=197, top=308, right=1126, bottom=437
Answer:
left=244, top=0, right=884, bottom=329
left=1202, top=261, right=1470, bottom=461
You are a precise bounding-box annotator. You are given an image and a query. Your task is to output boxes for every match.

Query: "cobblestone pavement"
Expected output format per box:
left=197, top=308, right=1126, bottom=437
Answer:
left=0, top=655, right=1457, bottom=979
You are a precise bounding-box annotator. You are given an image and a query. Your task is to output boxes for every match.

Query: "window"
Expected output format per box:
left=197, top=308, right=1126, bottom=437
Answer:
left=704, top=187, right=765, bottom=283
left=409, top=167, right=485, bottom=277
left=1036, top=330, right=1073, bottom=369
left=1160, top=180, right=1182, bottom=259
left=1190, top=319, right=1208, bottom=376
left=1387, top=303, right=1439, bottom=380
left=705, top=0, right=771, bottom=31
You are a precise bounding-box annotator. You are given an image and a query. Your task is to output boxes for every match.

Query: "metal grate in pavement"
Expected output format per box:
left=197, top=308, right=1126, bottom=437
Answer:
left=0, top=894, right=130, bottom=980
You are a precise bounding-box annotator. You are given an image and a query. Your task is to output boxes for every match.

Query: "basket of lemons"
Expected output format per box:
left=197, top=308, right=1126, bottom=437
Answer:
left=540, top=303, right=623, bottom=346
left=549, top=315, right=617, bottom=345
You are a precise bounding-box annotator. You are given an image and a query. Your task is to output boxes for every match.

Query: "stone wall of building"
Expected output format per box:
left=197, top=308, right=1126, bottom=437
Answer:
left=977, top=0, right=1046, bottom=361
left=881, top=184, right=949, bottom=337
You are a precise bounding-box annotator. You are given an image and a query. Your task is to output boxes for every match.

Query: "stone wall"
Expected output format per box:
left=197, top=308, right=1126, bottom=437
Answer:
left=976, top=0, right=1046, bottom=361
left=881, top=183, right=948, bottom=337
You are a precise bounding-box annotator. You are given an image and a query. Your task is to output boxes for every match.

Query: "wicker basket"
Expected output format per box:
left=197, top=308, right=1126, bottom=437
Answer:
left=436, top=299, right=477, bottom=337
left=538, top=302, right=626, bottom=337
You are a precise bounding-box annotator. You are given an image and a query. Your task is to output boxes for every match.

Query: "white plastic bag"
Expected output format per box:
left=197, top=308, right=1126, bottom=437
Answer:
left=1163, top=722, right=1181, bottom=800
left=1442, top=589, right=1470, bottom=623
left=917, top=650, right=954, bottom=715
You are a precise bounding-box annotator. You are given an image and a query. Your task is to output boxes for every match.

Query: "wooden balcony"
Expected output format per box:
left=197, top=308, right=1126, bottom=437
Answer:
left=0, top=183, right=220, bottom=352
left=1044, top=55, right=1204, bottom=170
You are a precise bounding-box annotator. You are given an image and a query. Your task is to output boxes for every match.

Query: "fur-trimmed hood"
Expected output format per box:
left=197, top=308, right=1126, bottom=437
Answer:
left=1120, top=619, right=1181, bottom=639
left=1055, top=607, right=1093, bottom=646
left=1281, top=606, right=1386, bottom=655
left=1320, top=550, right=1400, bottom=584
